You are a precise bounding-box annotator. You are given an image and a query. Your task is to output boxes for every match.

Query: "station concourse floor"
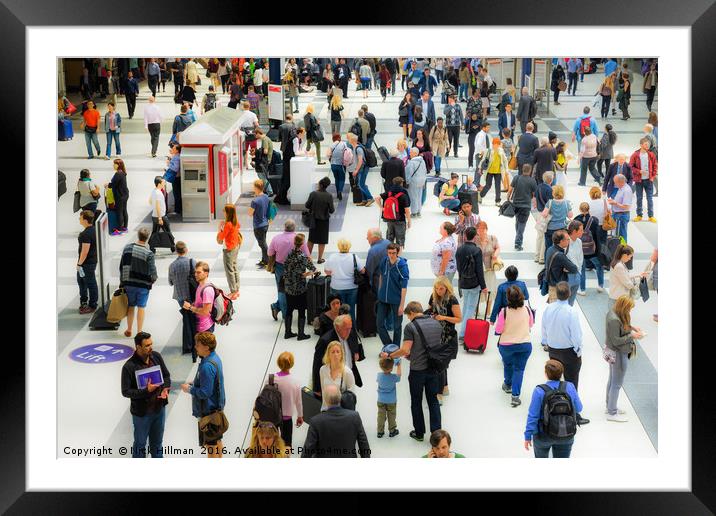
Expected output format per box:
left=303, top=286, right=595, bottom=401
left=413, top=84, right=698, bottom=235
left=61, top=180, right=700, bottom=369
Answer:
left=56, top=64, right=658, bottom=459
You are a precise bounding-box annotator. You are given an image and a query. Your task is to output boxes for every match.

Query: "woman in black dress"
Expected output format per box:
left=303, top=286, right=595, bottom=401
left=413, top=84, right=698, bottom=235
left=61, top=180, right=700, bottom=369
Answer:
left=550, top=64, right=566, bottom=105
left=283, top=233, right=317, bottom=341
left=305, top=176, right=335, bottom=264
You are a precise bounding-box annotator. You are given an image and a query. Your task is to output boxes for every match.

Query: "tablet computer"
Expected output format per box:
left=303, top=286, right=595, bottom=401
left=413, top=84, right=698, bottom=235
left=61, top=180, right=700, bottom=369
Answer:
left=135, top=365, right=164, bottom=389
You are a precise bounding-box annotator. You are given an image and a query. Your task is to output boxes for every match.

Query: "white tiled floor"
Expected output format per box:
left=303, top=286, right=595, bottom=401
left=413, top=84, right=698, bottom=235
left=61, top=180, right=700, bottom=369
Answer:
left=57, top=61, right=657, bottom=458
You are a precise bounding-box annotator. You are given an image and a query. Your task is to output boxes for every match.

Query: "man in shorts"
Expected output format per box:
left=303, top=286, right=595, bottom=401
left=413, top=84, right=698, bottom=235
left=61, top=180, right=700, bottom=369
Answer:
left=119, top=227, right=158, bottom=337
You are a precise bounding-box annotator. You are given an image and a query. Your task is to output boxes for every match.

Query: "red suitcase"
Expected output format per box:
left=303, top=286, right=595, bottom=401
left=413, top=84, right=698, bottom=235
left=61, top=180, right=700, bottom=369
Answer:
left=464, top=292, right=490, bottom=354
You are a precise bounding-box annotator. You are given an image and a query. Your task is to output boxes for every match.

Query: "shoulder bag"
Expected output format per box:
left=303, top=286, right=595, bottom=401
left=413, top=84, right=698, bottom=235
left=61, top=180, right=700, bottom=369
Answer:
left=198, top=360, right=229, bottom=442
left=602, top=198, right=617, bottom=231
left=353, top=254, right=368, bottom=287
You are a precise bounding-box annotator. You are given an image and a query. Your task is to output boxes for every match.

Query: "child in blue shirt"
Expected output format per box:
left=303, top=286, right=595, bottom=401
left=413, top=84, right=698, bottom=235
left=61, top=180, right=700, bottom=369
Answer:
left=376, top=357, right=401, bottom=438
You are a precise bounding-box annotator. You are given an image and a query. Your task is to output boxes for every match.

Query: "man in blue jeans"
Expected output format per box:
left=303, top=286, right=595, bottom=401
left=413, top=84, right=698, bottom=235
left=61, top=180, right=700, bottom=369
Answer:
left=268, top=219, right=310, bottom=321
left=121, top=331, right=171, bottom=458
left=381, top=301, right=442, bottom=441
left=524, top=359, right=583, bottom=458
left=376, top=244, right=409, bottom=347
left=455, top=227, right=487, bottom=338
left=607, top=174, right=633, bottom=243
left=347, top=133, right=374, bottom=207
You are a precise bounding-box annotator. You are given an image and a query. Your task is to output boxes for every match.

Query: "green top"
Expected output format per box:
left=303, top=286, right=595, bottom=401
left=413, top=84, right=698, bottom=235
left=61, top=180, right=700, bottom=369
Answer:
left=422, top=452, right=466, bottom=458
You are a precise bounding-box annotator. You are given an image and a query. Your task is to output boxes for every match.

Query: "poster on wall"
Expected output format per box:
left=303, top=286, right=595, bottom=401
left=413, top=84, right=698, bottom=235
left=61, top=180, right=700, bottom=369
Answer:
left=268, top=84, right=284, bottom=121
left=218, top=150, right=228, bottom=196
left=534, top=58, right=547, bottom=92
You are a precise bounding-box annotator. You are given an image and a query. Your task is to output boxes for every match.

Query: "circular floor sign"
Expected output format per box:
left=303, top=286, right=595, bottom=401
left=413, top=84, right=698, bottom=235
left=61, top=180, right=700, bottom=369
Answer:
left=69, top=344, right=134, bottom=364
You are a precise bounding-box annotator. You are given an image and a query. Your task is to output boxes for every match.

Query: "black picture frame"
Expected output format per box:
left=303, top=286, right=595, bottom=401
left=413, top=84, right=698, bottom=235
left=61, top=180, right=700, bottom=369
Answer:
left=6, top=0, right=711, bottom=511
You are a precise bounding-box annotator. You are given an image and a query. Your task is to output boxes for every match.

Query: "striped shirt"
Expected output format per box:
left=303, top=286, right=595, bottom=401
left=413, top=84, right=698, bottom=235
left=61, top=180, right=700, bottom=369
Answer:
left=120, top=242, right=158, bottom=290
left=168, top=256, right=194, bottom=302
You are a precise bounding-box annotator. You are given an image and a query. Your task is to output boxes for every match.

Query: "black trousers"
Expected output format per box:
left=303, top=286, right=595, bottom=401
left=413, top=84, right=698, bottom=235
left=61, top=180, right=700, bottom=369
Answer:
left=548, top=347, right=582, bottom=390
left=447, top=126, right=460, bottom=156
left=125, top=93, right=137, bottom=118
left=148, top=74, right=159, bottom=97
left=340, top=78, right=349, bottom=98
left=151, top=215, right=172, bottom=236
left=645, top=87, right=656, bottom=111
left=220, top=74, right=231, bottom=94
left=148, top=123, right=161, bottom=156
left=115, top=196, right=129, bottom=229
left=567, top=72, right=578, bottom=95
left=553, top=89, right=560, bottom=102
left=170, top=176, right=182, bottom=215
left=281, top=418, right=294, bottom=447
left=481, top=173, right=502, bottom=202
left=173, top=74, right=184, bottom=95
left=254, top=226, right=269, bottom=263
left=601, top=95, right=611, bottom=118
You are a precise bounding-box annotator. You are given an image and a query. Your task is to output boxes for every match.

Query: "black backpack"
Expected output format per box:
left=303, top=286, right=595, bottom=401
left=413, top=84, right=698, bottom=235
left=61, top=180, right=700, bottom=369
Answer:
left=186, top=258, right=198, bottom=301
left=204, top=93, right=216, bottom=112
left=349, top=119, right=363, bottom=140
left=358, top=143, right=377, bottom=168
left=459, top=250, right=477, bottom=283
left=253, top=374, right=283, bottom=427
left=539, top=381, right=577, bottom=440
left=412, top=318, right=453, bottom=372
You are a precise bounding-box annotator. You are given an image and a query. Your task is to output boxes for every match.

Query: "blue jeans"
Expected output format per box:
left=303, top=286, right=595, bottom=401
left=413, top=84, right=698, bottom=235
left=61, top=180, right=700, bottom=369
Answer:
left=357, top=165, right=372, bottom=201
left=440, top=198, right=461, bottom=212
left=567, top=272, right=580, bottom=305
left=408, top=369, right=441, bottom=437
left=331, top=164, right=346, bottom=196
left=366, top=135, right=375, bottom=151
left=77, top=262, right=98, bottom=308
left=581, top=256, right=604, bottom=290
left=458, top=83, right=468, bottom=99
left=533, top=433, right=574, bottom=458
left=106, top=130, right=121, bottom=157
left=131, top=406, right=166, bottom=458
left=459, top=287, right=481, bottom=338
left=331, top=287, right=358, bottom=323
left=377, top=301, right=403, bottom=346
left=635, top=179, right=654, bottom=217
left=271, top=263, right=288, bottom=319
left=291, top=96, right=299, bottom=111
left=497, top=343, right=532, bottom=396
left=84, top=131, right=101, bottom=157
left=612, top=212, right=629, bottom=243
left=434, top=156, right=442, bottom=173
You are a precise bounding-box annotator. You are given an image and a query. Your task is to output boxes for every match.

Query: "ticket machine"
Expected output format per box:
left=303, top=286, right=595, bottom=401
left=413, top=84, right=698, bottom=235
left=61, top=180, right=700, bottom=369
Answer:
left=178, top=107, right=245, bottom=221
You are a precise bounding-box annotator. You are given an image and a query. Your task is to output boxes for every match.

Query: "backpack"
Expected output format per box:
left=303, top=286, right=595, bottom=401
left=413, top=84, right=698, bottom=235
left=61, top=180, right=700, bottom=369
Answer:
left=349, top=119, right=363, bottom=140
left=579, top=116, right=591, bottom=137
left=411, top=318, right=453, bottom=372
left=267, top=200, right=278, bottom=221
left=342, top=145, right=354, bottom=167
left=199, top=284, right=235, bottom=326
left=204, top=93, right=216, bottom=112
left=489, top=80, right=497, bottom=94
left=187, top=258, right=199, bottom=301
left=382, top=192, right=403, bottom=220
left=433, top=176, right=448, bottom=197
left=581, top=216, right=596, bottom=255
left=538, top=249, right=559, bottom=296
left=253, top=374, right=283, bottom=427
left=539, top=382, right=578, bottom=440
left=459, top=250, right=477, bottom=282
left=359, top=143, right=377, bottom=168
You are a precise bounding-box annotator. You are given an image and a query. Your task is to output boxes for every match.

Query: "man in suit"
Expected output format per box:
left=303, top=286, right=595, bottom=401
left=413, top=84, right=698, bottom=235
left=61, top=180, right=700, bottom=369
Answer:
left=301, top=384, right=371, bottom=458
left=516, top=122, right=540, bottom=174
left=278, top=114, right=296, bottom=155
left=379, top=151, right=406, bottom=193
left=312, top=315, right=365, bottom=395
left=418, top=90, right=437, bottom=135
left=498, top=103, right=516, bottom=141
left=516, top=87, right=536, bottom=134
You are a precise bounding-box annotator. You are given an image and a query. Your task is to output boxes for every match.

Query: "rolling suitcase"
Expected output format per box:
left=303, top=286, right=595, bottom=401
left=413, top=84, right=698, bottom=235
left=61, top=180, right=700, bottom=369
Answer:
left=306, top=275, right=330, bottom=322
left=301, top=387, right=322, bottom=425
left=107, top=208, right=120, bottom=234
left=376, top=145, right=390, bottom=163
left=148, top=225, right=176, bottom=253
left=356, top=284, right=377, bottom=337
left=58, top=119, right=73, bottom=141
left=463, top=292, right=490, bottom=353
left=457, top=180, right=480, bottom=214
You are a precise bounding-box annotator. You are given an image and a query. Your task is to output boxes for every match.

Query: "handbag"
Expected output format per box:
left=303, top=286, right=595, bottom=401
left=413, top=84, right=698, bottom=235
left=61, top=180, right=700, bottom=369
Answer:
left=639, top=276, right=650, bottom=302
left=603, top=346, right=617, bottom=364
left=558, top=80, right=567, bottom=91
left=105, top=187, right=115, bottom=209
left=107, top=287, right=129, bottom=323
left=265, top=255, right=276, bottom=274
left=491, top=257, right=504, bottom=272
left=198, top=360, right=229, bottom=442
left=353, top=254, right=368, bottom=287
left=508, top=153, right=518, bottom=170
left=313, top=124, right=325, bottom=142
left=301, top=209, right=315, bottom=229
left=498, top=200, right=516, bottom=218
left=65, top=101, right=77, bottom=115
left=73, top=191, right=81, bottom=213
left=602, top=199, right=617, bottom=231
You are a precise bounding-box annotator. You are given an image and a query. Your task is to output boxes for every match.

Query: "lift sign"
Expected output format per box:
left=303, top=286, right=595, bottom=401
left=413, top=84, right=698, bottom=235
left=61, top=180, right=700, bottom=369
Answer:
left=69, top=344, right=134, bottom=364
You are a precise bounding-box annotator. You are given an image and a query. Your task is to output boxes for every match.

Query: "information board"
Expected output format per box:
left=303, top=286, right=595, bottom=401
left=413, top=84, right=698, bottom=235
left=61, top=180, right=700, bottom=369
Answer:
left=218, top=149, right=228, bottom=196
left=268, top=84, right=284, bottom=121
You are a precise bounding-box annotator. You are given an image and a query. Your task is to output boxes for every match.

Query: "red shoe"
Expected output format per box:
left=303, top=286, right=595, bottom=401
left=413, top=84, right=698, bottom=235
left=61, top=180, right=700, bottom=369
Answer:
left=443, top=208, right=450, bottom=216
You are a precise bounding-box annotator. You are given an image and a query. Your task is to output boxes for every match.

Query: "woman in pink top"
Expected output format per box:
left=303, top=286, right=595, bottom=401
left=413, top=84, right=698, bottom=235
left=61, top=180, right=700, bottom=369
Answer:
left=272, top=351, right=303, bottom=447
left=578, top=126, right=601, bottom=186
left=494, top=286, right=534, bottom=408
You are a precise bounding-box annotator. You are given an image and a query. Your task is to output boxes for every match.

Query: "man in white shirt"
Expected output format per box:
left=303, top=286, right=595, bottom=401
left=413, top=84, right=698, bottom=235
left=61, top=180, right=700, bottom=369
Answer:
left=150, top=176, right=173, bottom=245
left=143, top=96, right=163, bottom=158
left=238, top=100, right=260, bottom=170
left=566, top=220, right=584, bottom=305
left=474, top=121, right=491, bottom=166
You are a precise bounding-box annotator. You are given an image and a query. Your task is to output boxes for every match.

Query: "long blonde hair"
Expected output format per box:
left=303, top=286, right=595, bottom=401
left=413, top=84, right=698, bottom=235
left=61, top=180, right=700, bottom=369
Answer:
left=322, top=341, right=345, bottom=370
left=613, top=295, right=634, bottom=331
left=431, top=276, right=455, bottom=308
left=330, top=94, right=343, bottom=110
left=245, top=421, right=288, bottom=458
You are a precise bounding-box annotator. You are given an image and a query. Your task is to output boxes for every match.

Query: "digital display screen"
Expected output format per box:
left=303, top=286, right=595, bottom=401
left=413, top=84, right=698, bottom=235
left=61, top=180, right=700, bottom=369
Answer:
left=184, top=169, right=199, bottom=181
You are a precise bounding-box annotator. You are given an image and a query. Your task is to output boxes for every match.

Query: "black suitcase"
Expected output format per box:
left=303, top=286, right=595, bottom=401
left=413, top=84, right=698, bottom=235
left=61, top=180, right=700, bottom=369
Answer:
left=301, top=387, right=322, bottom=424
left=376, top=145, right=390, bottom=163
left=601, top=236, right=632, bottom=270
left=58, top=170, right=67, bottom=199
left=356, top=284, right=377, bottom=337
left=149, top=225, right=176, bottom=253
left=306, top=275, right=330, bottom=322
left=457, top=188, right=480, bottom=214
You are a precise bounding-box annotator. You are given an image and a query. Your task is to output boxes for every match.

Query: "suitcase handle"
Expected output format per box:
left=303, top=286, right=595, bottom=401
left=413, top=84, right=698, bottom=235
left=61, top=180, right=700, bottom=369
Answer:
left=477, top=291, right=491, bottom=320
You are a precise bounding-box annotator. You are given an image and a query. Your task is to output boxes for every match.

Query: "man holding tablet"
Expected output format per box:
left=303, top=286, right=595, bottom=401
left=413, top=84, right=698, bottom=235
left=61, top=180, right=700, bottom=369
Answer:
left=120, top=331, right=171, bottom=458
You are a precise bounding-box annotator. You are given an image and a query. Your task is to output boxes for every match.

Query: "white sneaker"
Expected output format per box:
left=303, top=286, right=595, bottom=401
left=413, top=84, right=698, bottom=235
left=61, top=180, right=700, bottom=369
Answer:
left=577, top=290, right=587, bottom=296
left=467, top=165, right=474, bottom=171
left=605, top=408, right=627, bottom=415
left=596, top=286, right=605, bottom=293
left=606, top=414, right=629, bottom=422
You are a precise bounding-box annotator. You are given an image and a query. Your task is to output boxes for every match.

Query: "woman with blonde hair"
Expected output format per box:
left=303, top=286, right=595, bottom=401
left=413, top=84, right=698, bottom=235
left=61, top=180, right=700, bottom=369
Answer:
left=324, top=238, right=365, bottom=322
left=597, top=72, right=616, bottom=119
left=329, top=94, right=344, bottom=136
left=318, top=341, right=355, bottom=410
left=476, top=220, right=500, bottom=317
left=245, top=421, right=289, bottom=458
left=605, top=295, right=645, bottom=422
left=216, top=204, right=242, bottom=300
left=427, top=276, right=462, bottom=402
left=541, top=184, right=573, bottom=262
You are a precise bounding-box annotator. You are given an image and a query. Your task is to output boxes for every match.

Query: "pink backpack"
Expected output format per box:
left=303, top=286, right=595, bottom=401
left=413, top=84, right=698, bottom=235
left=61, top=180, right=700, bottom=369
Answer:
left=342, top=145, right=354, bottom=167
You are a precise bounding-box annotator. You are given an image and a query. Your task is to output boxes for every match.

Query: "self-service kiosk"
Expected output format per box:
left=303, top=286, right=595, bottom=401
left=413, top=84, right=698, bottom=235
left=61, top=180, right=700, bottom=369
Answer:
left=178, top=107, right=244, bottom=222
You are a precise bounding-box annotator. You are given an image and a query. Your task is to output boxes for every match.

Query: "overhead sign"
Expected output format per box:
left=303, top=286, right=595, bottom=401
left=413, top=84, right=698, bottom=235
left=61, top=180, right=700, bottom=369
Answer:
left=268, top=84, right=284, bottom=121
left=69, top=344, right=134, bottom=364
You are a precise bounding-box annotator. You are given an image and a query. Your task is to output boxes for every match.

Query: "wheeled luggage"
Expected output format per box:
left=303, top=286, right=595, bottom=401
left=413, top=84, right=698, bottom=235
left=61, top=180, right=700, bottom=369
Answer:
left=356, top=284, right=377, bottom=338
left=601, top=235, right=632, bottom=270
left=306, top=275, right=331, bottom=322
left=107, top=208, right=120, bottom=234
left=58, top=119, right=73, bottom=141
left=457, top=188, right=480, bottom=214
left=301, top=387, right=322, bottom=425
left=464, top=292, right=490, bottom=353
left=376, top=145, right=390, bottom=163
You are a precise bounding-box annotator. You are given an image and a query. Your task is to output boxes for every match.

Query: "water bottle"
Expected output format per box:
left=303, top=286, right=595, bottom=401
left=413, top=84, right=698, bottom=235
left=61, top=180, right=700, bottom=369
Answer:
left=78, top=265, right=85, bottom=278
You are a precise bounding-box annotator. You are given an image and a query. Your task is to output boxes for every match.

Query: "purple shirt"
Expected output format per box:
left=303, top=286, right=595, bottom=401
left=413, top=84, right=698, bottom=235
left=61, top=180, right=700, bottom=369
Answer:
left=268, top=232, right=310, bottom=264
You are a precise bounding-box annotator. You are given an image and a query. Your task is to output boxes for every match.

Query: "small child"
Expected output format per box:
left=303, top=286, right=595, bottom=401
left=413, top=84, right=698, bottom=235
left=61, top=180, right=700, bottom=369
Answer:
left=376, top=357, right=401, bottom=438
left=272, top=351, right=303, bottom=448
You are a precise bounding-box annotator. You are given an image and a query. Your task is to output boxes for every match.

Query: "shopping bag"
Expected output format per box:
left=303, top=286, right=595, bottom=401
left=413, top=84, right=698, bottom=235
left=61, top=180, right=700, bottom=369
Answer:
left=107, top=288, right=129, bottom=323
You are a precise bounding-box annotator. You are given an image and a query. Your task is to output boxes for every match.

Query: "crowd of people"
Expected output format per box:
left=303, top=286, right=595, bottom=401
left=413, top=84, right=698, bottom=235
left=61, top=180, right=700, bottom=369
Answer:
left=66, top=56, right=658, bottom=459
